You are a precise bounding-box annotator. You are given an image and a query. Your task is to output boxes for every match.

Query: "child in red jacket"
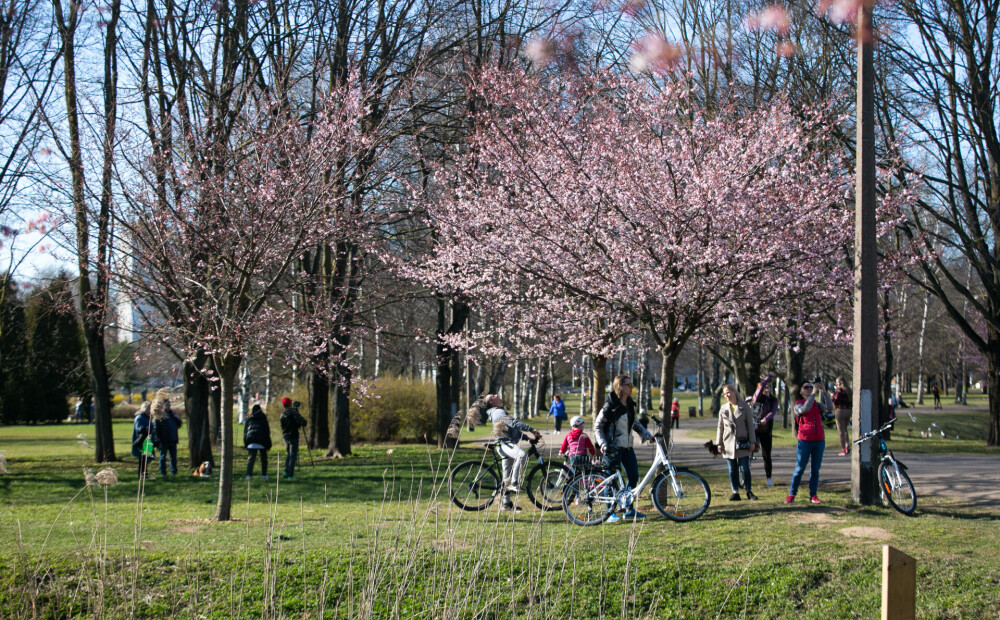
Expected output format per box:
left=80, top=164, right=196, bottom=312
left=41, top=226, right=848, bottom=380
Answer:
left=560, top=416, right=597, bottom=470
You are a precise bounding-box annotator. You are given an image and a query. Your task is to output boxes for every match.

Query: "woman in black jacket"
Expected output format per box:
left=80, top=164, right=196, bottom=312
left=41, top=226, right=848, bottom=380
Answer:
left=243, top=404, right=272, bottom=480
left=593, top=374, right=654, bottom=521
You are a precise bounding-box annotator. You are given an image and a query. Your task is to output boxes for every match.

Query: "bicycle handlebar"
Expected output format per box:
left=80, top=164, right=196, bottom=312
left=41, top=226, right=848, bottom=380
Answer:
left=852, top=419, right=896, bottom=444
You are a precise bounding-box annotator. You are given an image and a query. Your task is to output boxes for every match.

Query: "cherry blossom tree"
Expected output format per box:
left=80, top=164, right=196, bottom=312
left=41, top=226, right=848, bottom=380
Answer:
left=117, top=90, right=367, bottom=521
left=411, top=68, right=853, bottom=442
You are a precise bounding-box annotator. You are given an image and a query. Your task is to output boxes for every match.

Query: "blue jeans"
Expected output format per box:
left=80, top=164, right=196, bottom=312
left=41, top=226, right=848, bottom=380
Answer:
left=603, top=447, right=639, bottom=489
left=726, top=456, right=751, bottom=493
left=789, top=440, right=825, bottom=497
left=158, top=443, right=178, bottom=475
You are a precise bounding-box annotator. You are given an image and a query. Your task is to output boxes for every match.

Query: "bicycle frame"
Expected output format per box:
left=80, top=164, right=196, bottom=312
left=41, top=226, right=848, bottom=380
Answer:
left=587, top=435, right=680, bottom=510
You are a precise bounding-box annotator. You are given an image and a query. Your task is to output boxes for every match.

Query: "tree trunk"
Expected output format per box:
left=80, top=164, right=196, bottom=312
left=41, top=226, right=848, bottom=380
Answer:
left=54, top=0, right=116, bottom=463
left=487, top=354, right=507, bottom=394
left=916, top=292, right=929, bottom=404
left=697, top=345, right=704, bottom=415
left=184, top=355, right=214, bottom=468
left=328, top=371, right=352, bottom=457
left=208, top=354, right=221, bottom=446
left=307, top=368, right=330, bottom=450
left=213, top=353, right=241, bottom=522
left=590, top=354, right=607, bottom=420
left=784, top=341, right=806, bottom=429
left=512, top=359, right=521, bottom=418
left=534, top=359, right=551, bottom=414
left=238, top=356, right=251, bottom=424
left=987, top=331, right=1000, bottom=446
left=657, top=348, right=678, bottom=444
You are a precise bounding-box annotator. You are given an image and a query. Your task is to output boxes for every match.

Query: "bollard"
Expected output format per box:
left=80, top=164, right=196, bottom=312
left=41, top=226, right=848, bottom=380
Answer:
left=882, top=545, right=916, bottom=620
left=688, top=406, right=696, bottom=418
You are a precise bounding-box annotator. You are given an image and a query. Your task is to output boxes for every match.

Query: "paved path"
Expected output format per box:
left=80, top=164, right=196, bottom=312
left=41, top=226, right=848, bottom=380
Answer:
left=545, top=412, right=1000, bottom=508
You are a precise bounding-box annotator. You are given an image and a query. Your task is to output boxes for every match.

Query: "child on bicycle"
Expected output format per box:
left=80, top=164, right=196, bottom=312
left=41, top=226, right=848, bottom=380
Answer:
left=485, top=394, right=541, bottom=511
left=559, top=416, right=596, bottom=470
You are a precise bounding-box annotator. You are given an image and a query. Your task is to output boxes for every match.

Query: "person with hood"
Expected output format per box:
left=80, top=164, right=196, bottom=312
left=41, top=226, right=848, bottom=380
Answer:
left=484, top=394, right=541, bottom=511
left=559, top=415, right=597, bottom=470
left=279, top=397, right=308, bottom=480
left=716, top=384, right=758, bottom=501
left=131, top=401, right=152, bottom=478
left=594, top=374, right=654, bottom=522
left=243, top=403, right=272, bottom=481
left=670, top=398, right=681, bottom=429
left=547, top=394, right=567, bottom=434
left=150, top=397, right=182, bottom=476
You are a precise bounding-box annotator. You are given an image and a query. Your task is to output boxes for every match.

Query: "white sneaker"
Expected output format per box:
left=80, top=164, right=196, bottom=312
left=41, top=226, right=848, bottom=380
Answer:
left=766, top=478, right=773, bottom=487
left=507, top=485, right=519, bottom=493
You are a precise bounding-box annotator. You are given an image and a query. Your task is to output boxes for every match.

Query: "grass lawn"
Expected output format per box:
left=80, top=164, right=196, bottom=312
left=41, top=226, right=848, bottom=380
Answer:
left=1, top=419, right=998, bottom=618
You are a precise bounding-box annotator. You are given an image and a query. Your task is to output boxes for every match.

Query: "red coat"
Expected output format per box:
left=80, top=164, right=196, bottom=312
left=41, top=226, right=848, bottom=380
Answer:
left=795, top=400, right=825, bottom=442
left=670, top=401, right=680, bottom=418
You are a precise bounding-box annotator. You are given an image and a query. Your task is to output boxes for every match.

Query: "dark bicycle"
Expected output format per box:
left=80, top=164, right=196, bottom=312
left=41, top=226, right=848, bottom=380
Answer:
left=449, top=437, right=572, bottom=511
left=854, top=420, right=917, bottom=515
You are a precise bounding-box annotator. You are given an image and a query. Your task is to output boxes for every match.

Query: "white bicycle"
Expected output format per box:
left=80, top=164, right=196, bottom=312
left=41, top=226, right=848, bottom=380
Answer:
left=561, top=416, right=711, bottom=525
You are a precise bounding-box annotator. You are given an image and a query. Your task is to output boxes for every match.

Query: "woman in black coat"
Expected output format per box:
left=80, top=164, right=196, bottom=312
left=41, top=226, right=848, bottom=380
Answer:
left=243, top=404, right=272, bottom=480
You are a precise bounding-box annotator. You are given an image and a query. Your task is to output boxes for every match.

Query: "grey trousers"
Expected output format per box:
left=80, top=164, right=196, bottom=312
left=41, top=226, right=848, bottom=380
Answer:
left=496, top=441, right=527, bottom=488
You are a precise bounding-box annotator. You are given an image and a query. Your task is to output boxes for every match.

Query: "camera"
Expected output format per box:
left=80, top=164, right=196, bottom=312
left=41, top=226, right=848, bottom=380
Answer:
left=736, top=440, right=751, bottom=450
left=293, top=401, right=301, bottom=408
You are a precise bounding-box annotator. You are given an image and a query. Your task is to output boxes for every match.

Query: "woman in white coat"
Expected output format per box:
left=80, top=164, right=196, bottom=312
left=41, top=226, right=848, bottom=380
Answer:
left=716, top=384, right=758, bottom=501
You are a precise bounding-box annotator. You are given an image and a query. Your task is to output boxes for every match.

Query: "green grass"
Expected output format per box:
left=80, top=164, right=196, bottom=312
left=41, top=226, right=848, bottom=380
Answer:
left=0, top=420, right=998, bottom=618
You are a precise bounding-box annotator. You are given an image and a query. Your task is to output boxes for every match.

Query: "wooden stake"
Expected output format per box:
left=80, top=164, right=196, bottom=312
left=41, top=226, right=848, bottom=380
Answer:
left=882, top=545, right=916, bottom=620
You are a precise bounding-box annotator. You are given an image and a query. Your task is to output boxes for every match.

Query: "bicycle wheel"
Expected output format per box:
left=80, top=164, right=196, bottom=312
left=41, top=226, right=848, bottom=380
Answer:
left=878, top=460, right=917, bottom=515
left=651, top=468, right=711, bottom=522
left=562, top=473, right=615, bottom=526
left=449, top=460, right=501, bottom=511
left=525, top=463, right=573, bottom=511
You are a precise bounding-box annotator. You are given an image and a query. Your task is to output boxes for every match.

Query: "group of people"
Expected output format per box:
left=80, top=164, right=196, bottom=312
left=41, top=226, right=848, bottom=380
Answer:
left=714, top=374, right=852, bottom=506
left=130, top=396, right=183, bottom=478
left=130, top=395, right=309, bottom=481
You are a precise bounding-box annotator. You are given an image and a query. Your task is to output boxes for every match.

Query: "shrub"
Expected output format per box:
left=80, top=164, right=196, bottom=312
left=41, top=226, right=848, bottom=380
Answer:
left=353, top=376, right=436, bottom=443
left=111, top=405, right=139, bottom=420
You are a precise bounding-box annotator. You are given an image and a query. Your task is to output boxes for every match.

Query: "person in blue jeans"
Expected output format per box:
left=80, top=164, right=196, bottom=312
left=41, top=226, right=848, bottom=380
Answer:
left=150, top=397, right=182, bottom=476
left=786, top=382, right=830, bottom=504
left=594, top=374, right=654, bottom=522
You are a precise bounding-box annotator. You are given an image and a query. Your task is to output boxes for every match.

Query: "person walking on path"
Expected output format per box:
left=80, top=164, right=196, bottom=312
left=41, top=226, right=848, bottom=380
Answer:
left=548, top=394, right=567, bottom=434
left=786, top=382, right=830, bottom=505
left=670, top=398, right=680, bottom=429
left=485, top=394, right=542, bottom=510
left=244, top=404, right=272, bottom=481
left=832, top=377, right=853, bottom=455
left=279, top=397, right=308, bottom=480
left=594, top=374, right=655, bottom=521
left=750, top=374, right=778, bottom=487
left=932, top=384, right=942, bottom=409
left=716, top=385, right=758, bottom=501
left=150, top=397, right=182, bottom=476
left=131, top=401, right=153, bottom=478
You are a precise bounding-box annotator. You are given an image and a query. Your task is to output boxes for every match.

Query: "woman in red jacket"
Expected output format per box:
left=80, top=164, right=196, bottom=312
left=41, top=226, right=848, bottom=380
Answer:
left=785, top=382, right=831, bottom=505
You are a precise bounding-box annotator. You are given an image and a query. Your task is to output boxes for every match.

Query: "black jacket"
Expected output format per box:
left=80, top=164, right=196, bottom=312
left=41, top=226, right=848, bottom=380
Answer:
left=150, top=414, right=181, bottom=447
left=594, top=392, right=652, bottom=450
left=243, top=409, right=272, bottom=450
left=280, top=407, right=307, bottom=443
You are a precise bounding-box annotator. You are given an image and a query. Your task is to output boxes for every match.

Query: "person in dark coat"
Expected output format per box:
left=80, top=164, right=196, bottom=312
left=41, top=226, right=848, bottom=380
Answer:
left=131, top=401, right=152, bottom=478
left=150, top=397, right=182, bottom=476
left=279, top=397, right=308, bottom=479
left=593, top=374, right=654, bottom=522
left=244, top=404, right=272, bottom=480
